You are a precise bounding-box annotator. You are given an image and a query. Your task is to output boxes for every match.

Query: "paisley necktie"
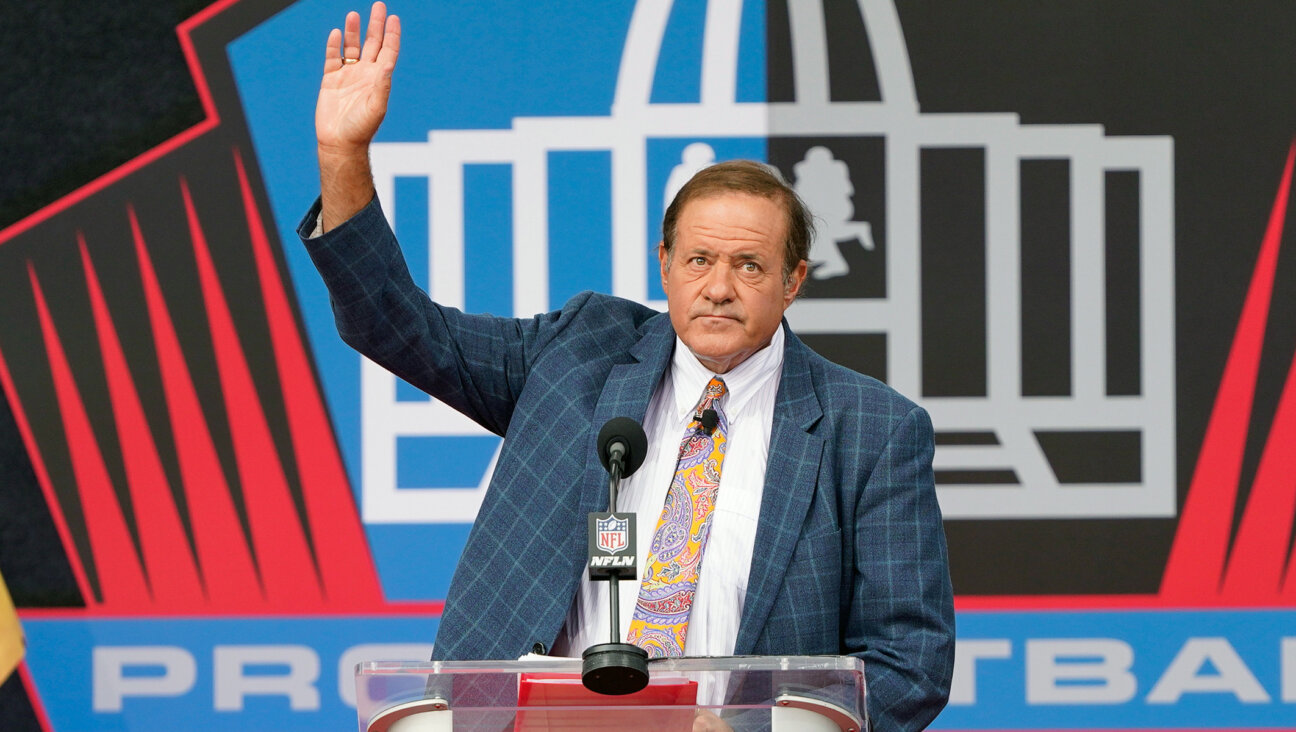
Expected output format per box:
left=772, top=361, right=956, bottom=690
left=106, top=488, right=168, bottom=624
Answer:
left=627, top=377, right=728, bottom=657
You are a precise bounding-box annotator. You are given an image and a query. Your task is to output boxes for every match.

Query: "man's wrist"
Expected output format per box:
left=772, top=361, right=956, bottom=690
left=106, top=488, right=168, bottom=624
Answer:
left=316, top=140, right=370, bottom=164
left=318, top=146, right=376, bottom=233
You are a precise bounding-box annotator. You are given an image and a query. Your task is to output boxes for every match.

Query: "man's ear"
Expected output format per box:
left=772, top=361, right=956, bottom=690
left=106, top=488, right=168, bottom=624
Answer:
left=658, top=242, right=670, bottom=291
left=784, top=259, right=808, bottom=305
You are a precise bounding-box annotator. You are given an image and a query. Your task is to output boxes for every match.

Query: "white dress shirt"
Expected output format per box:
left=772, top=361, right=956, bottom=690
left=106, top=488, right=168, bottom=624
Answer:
left=552, top=325, right=785, bottom=657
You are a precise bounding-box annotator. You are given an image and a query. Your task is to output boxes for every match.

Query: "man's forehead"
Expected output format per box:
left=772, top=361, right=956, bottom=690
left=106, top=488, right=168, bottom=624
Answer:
left=675, top=192, right=789, bottom=242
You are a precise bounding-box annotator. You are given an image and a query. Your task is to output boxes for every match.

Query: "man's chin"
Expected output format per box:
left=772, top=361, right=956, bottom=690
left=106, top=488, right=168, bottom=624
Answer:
left=684, top=328, right=739, bottom=349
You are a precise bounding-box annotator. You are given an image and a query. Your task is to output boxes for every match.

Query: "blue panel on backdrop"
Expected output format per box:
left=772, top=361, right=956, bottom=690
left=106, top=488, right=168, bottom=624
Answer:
left=650, top=0, right=768, bottom=104
left=397, top=436, right=499, bottom=489
left=366, top=523, right=473, bottom=601
left=394, top=176, right=430, bottom=292
left=652, top=0, right=707, bottom=103
left=736, top=0, right=768, bottom=103
left=548, top=151, right=613, bottom=307
left=464, top=164, right=513, bottom=317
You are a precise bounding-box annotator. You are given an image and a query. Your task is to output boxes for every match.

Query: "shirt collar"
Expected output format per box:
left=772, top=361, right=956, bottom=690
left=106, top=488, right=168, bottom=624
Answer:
left=669, top=324, right=785, bottom=425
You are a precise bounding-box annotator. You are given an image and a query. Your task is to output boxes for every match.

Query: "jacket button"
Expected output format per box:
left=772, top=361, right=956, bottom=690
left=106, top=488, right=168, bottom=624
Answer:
left=531, top=642, right=547, bottom=655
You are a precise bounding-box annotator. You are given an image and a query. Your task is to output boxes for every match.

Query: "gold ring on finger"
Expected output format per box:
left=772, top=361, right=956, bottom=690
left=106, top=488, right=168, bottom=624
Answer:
left=343, top=57, right=359, bottom=64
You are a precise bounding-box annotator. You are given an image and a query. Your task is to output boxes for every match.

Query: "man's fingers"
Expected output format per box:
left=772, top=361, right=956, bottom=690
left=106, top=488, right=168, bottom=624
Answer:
left=361, top=2, right=388, bottom=62
left=323, top=27, right=343, bottom=73
left=328, top=4, right=392, bottom=71
left=342, top=10, right=362, bottom=61
left=376, top=14, right=400, bottom=68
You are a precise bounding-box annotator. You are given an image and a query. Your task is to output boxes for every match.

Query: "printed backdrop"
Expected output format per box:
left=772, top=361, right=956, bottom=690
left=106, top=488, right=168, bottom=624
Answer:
left=1, top=0, right=1294, bottom=729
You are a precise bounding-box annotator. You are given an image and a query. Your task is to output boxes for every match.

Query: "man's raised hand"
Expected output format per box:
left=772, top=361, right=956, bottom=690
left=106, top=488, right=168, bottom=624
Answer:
left=316, top=2, right=400, bottom=231
left=317, top=2, right=400, bottom=156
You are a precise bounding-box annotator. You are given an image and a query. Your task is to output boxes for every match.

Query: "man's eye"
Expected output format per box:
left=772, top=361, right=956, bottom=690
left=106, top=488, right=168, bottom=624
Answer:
left=691, top=256, right=708, bottom=266
left=742, top=261, right=760, bottom=272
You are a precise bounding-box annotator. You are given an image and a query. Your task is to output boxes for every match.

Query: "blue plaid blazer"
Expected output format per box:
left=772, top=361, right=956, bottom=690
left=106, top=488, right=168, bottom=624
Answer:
left=300, top=198, right=954, bottom=730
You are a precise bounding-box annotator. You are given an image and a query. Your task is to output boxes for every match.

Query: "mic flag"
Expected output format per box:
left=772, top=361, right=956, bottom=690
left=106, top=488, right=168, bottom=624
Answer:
left=588, top=512, right=638, bottom=580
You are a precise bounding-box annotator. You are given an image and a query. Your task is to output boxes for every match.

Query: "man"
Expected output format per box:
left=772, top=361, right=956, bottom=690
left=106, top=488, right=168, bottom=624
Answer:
left=301, top=4, right=953, bottom=729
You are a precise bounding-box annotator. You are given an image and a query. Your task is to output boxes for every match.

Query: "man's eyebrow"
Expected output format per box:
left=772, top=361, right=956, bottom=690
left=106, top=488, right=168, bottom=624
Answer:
left=681, top=246, right=767, bottom=262
left=724, top=250, right=769, bottom=265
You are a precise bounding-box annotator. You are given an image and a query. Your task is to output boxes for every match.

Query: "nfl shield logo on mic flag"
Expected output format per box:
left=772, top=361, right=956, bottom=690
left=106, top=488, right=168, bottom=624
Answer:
left=588, top=512, right=637, bottom=580
left=597, top=515, right=628, bottom=553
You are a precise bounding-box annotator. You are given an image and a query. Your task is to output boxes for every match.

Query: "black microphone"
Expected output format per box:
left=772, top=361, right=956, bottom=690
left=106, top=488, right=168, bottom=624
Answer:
left=698, top=408, right=719, bottom=435
left=597, top=417, right=648, bottom=477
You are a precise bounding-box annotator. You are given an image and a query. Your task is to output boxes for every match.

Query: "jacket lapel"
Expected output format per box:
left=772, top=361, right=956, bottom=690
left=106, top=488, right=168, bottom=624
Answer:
left=733, top=327, right=824, bottom=655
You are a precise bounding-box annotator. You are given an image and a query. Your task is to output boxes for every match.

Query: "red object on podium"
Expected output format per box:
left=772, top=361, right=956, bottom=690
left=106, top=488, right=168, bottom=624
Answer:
left=517, top=673, right=698, bottom=731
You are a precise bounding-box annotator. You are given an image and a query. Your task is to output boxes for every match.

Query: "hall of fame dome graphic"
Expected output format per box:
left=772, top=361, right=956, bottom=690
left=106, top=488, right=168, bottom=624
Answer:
left=238, top=0, right=1174, bottom=528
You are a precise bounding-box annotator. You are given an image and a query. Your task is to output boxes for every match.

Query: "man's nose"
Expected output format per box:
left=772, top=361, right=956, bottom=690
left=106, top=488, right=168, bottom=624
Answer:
left=702, top=264, right=736, bottom=302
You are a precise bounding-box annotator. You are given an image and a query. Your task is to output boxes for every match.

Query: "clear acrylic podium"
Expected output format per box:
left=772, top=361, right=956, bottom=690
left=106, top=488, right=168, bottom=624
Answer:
left=357, top=655, right=867, bottom=732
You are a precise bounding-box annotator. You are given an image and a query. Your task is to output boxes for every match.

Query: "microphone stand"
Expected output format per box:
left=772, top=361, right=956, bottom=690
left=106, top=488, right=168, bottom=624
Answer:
left=581, top=440, right=650, bottom=695
left=605, top=459, right=626, bottom=644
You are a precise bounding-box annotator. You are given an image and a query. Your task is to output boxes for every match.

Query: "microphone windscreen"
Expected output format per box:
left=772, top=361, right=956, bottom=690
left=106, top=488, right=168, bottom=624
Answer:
left=597, top=417, right=649, bottom=477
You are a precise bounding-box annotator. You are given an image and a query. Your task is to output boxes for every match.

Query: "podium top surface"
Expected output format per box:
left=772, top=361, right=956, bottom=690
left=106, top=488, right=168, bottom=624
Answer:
left=356, top=655, right=867, bottom=732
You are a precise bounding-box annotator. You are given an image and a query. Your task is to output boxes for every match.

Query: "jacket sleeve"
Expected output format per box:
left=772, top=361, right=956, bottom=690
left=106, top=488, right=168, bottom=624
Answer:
left=849, top=405, right=955, bottom=731
left=297, top=196, right=567, bottom=437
